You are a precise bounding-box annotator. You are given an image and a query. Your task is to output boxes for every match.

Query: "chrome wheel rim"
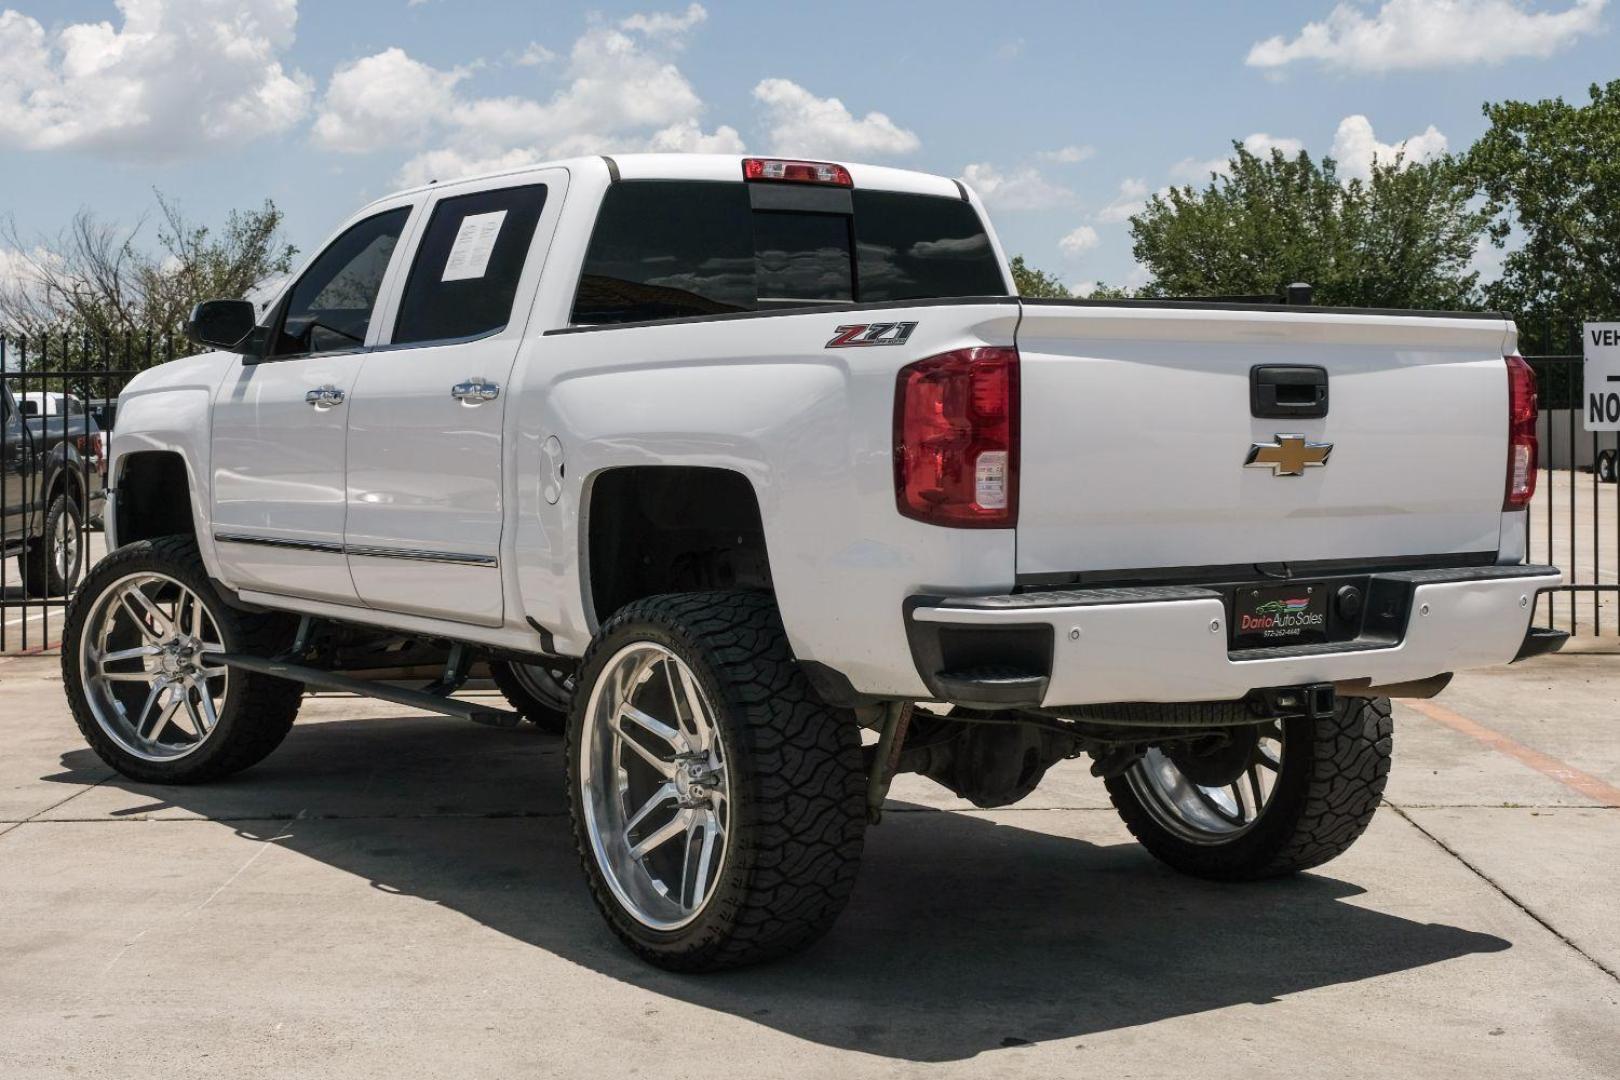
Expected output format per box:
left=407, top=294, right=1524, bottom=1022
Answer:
left=510, top=661, right=574, bottom=713
left=53, top=513, right=79, bottom=583
left=579, top=642, right=729, bottom=931
left=78, top=572, right=229, bottom=763
left=1126, top=721, right=1285, bottom=843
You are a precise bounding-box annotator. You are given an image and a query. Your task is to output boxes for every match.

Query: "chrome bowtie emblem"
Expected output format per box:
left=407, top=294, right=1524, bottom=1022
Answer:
left=1245, top=434, right=1333, bottom=476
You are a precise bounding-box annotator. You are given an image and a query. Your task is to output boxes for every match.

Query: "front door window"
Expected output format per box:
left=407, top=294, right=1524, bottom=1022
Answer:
left=272, top=207, right=410, bottom=357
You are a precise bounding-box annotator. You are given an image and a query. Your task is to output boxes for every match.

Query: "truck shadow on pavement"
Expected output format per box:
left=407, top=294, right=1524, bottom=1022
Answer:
left=45, top=711, right=1510, bottom=1063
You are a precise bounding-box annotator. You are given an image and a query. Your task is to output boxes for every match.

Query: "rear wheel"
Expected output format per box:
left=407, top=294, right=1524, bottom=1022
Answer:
left=1598, top=449, right=1617, bottom=484
left=567, top=591, right=867, bottom=971
left=62, top=536, right=304, bottom=784
left=1104, top=696, right=1392, bottom=880
left=20, top=492, right=82, bottom=597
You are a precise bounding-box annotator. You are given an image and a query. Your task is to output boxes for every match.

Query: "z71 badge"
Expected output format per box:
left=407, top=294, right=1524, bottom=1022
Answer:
left=825, top=321, right=918, bottom=348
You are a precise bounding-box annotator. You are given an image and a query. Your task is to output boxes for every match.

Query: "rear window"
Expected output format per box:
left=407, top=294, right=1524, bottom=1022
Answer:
left=394, top=183, right=549, bottom=345
left=852, top=190, right=1007, bottom=303
left=570, top=181, right=1005, bottom=325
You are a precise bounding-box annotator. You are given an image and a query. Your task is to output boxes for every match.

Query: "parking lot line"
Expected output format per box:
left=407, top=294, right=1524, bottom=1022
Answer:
left=1402, top=698, right=1620, bottom=808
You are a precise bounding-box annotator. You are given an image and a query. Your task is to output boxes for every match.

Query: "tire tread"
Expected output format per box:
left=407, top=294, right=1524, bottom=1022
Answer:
left=1105, top=696, right=1393, bottom=880
left=567, top=591, right=866, bottom=971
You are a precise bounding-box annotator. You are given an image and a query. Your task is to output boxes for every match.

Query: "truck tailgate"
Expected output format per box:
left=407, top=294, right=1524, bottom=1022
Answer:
left=1013, top=304, right=1514, bottom=577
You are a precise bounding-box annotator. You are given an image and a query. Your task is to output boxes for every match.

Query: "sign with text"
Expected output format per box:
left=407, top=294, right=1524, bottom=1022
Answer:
left=1585, top=323, right=1620, bottom=431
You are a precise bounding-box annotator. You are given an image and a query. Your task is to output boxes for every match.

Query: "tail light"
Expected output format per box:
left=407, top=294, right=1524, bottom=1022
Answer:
left=1505, top=353, right=1538, bottom=510
left=894, top=347, right=1019, bottom=527
left=73, top=433, right=101, bottom=467
left=742, top=158, right=852, bottom=187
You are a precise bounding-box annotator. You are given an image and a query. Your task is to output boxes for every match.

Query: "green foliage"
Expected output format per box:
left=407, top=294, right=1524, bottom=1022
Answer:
left=1, top=192, right=296, bottom=367
left=1008, top=255, right=1073, bottom=299
left=1008, top=257, right=1138, bottom=301
left=1127, top=144, right=1489, bottom=309
left=1466, top=80, right=1620, bottom=352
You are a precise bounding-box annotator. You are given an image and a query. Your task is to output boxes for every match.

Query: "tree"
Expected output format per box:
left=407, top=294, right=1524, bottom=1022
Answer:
left=1126, top=144, right=1489, bottom=309
left=1466, top=80, right=1620, bottom=353
left=1008, top=255, right=1073, bottom=298
left=0, top=193, right=296, bottom=367
left=1008, top=257, right=1138, bottom=301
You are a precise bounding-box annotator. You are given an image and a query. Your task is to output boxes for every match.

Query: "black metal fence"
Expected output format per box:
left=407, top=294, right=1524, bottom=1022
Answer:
left=1525, top=354, right=1620, bottom=637
left=2, top=333, right=150, bottom=652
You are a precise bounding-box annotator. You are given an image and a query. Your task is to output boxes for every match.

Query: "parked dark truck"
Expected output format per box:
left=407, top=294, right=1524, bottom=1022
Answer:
left=2, top=381, right=104, bottom=596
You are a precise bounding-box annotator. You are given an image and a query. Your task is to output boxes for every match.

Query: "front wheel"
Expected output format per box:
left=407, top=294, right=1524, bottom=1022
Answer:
left=567, top=591, right=867, bottom=971
left=1104, top=696, right=1392, bottom=880
left=62, top=536, right=305, bottom=784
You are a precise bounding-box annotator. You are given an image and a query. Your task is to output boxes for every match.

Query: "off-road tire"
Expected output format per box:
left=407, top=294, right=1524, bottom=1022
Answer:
left=567, top=591, right=867, bottom=971
left=490, top=660, right=570, bottom=734
left=62, top=535, right=305, bottom=784
left=20, top=492, right=82, bottom=597
left=1105, top=696, right=1393, bottom=880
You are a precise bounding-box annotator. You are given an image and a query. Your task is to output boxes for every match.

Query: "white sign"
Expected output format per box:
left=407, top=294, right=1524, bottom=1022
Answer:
left=1585, top=322, right=1620, bottom=431
left=441, top=210, right=507, bottom=282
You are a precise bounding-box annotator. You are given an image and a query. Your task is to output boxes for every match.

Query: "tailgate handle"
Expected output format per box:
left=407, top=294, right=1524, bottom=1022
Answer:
left=1251, top=365, right=1328, bottom=420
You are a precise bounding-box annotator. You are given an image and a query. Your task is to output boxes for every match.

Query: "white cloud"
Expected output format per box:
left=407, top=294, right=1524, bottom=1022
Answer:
left=646, top=118, right=745, bottom=154
left=1246, top=0, right=1606, bottom=72
left=313, top=48, right=466, bottom=153
left=1039, top=144, right=1095, bottom=164
left=1096, top=177, right=1152, bottom=223
left=753, top=78, right=920, bottom=159
left=0, top=0, right=312, bottom=159
left=1069, top=280, right=1098, bottom=298
left=619, top=2, right=707, bottom=36
left=1171, top=132, right=1305, bottom=182
left=1330, top=114, right=1448, bottom=179
left=1059, top=224, right=1101, bottom=257
left=312, top=5, right=742, bottom=185
left=0, top=244, right=50, bottom=304
left=959, top=163, right=1074, bottom=211
left=515, top=42, right=556, bottom=66
left=312, top=6, right=924, bottom=185
left=395, top=146, right=544, bottom=188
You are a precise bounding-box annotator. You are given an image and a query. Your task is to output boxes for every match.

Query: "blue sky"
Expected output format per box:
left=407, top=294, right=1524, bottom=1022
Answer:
left=0, top=0, right=1613, bottom=292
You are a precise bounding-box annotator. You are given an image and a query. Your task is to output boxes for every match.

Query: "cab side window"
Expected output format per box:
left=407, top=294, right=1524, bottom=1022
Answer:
left=393, top=184, right=549, bottom=346
left=272, top=207, right=411, bottom=358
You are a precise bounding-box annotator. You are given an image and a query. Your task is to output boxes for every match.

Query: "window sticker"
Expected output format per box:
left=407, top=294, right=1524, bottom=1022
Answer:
left=441, top=210, right=508, bottom=282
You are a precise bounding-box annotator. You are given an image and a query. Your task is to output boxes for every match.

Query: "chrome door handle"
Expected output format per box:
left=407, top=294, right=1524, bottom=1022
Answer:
left=451, top=379, right=500, bottom=404
left=305, top=385, right=345, bottom=408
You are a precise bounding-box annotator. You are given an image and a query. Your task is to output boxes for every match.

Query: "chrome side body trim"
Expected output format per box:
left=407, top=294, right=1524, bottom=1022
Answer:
left=214, top=533, right=498, bottom=567
left=213, top=532, right=344, bottom=555
left=345, top=544, right=499, bottom=567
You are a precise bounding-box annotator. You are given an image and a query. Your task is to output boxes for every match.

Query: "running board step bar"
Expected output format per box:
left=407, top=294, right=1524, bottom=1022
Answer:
left=202, top=652, right=524, bottom=728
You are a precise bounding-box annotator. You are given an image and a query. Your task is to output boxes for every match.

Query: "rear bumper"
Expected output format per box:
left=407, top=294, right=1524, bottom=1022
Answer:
left=906, top=564, right=1563, bottom=709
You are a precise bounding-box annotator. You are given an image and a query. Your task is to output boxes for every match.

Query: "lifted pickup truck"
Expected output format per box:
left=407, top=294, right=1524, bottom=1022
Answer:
left=3, top=381, right=103, bottom=596
left=63, top=154, right=1563, bottom=971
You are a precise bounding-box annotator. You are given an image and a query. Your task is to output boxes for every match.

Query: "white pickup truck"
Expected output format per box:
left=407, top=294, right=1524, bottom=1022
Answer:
left=63, top=154, right=1563, bottom=971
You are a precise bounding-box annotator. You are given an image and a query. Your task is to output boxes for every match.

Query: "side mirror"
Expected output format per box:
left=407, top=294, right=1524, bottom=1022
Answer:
left=186, top=299, right=259, bottom=353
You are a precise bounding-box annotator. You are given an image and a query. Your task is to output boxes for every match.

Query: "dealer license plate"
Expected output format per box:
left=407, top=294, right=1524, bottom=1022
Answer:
left=1232, top=583, right=1329, bottom=649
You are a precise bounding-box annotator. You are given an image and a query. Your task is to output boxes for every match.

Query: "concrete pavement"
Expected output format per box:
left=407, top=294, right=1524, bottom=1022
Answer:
left=1, top=652, right=1617, bottom=1079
